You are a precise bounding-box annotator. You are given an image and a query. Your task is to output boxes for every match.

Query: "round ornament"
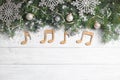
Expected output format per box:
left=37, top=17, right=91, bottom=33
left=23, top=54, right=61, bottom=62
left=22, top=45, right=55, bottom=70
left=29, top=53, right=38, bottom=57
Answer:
left=55, top=16, right=61, bottom=22
left=94, top=21, right=101, bottom=29
left=66, top=13, right=74, bottom=22
left=26, top=13, right=34, bottom=20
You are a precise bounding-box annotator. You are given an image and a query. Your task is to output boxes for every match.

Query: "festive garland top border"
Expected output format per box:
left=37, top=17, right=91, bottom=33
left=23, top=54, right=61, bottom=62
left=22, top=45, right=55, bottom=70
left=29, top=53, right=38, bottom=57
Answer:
left=0, top=0, right=120, bottom=43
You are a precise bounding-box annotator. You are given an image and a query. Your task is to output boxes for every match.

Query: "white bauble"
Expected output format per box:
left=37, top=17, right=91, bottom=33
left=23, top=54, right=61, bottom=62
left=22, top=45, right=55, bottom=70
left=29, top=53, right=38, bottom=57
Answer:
left=66, top=13, right=74, bottom=22
left=94, top=21, right=101, bottom=29
left=55, top=16, right=61, bottom=22
left=26, top=13, right=34, bottom=20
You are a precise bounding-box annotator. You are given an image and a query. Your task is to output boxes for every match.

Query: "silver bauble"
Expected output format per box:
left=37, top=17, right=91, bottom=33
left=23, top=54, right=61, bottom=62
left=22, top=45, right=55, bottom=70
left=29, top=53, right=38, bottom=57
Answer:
left=55, top=16, right=61, bottom=22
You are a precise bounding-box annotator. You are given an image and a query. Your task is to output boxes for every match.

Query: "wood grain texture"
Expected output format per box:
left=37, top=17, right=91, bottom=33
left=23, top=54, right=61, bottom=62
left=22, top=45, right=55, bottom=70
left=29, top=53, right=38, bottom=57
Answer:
left=0, top=65, right=120, bottom=80
left=0, top=44, right=120, bottom=80
left=0, top=48, right=120, bottom=65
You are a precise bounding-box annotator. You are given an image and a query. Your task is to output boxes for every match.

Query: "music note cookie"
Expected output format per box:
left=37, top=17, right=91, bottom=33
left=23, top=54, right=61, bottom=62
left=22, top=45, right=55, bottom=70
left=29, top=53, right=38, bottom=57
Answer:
left=76, top=31, right=94, bottom=46
left=21, top=31, right=31, bottom=45
left=60, top=32, right=68, bottom=44
left=40, top=29, right=55, bottom=44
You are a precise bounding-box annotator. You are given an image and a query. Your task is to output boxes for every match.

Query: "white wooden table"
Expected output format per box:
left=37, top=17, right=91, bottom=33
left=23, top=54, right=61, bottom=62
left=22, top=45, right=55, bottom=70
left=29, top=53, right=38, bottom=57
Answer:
left=0, top=48, right=120, bottom=80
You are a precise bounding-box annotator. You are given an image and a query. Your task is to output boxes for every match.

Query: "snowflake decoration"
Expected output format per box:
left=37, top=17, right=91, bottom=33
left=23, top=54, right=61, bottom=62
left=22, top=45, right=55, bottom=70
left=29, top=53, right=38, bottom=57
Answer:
left=71, top=0, right=100, bottom=16
left=39, top=0, right=64, bottom=11
left=0, top=0, right=23, bottom=27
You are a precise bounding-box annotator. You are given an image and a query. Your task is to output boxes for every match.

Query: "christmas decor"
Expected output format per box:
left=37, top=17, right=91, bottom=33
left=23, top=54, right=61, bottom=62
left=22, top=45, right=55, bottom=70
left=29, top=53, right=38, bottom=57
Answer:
left=0, top=0, right=24, bottom=27
left=55, top=16, right=61, bottom=22
left=39, top=0, right=64, bottom=11
left=0, top=0, right=120, bottom=44
left=40, top=29, right=55, bottom=44
left=21, top=31, right=31, bottom=45
left=66, top=13, right=74, bottom=22
left=71, top=0, right=100, bottom=16
left=26, top=13, right=34, bottom=20
left=76, top=31, right=94, bottom=46
left=60, top=32, right=68, bottom=44
left=94, top=21, right=101, bottom=29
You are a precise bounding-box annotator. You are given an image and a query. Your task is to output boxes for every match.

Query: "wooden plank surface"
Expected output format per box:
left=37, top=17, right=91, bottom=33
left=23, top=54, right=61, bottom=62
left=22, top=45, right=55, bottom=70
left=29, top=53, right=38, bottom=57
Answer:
left=0, top=48, right=120, bottom=65
left=0, top=65, right=120, bottom=80
left=0, top=48, right=120, bottom=80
